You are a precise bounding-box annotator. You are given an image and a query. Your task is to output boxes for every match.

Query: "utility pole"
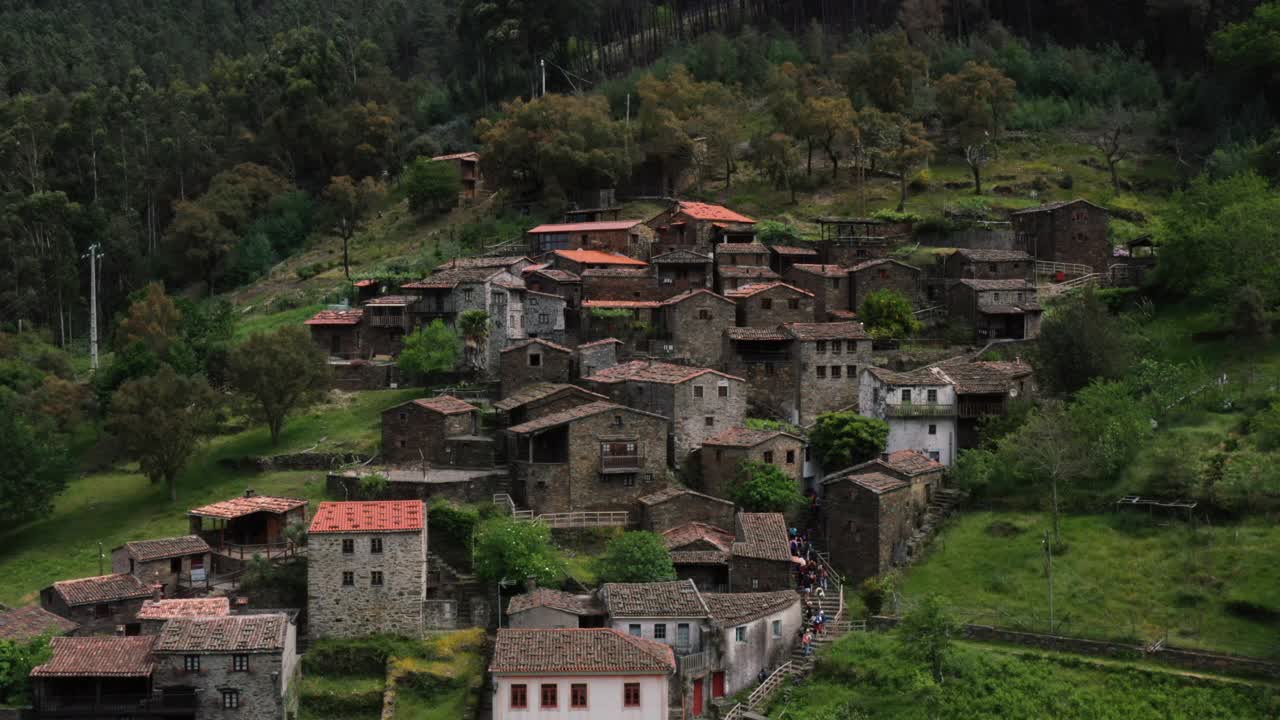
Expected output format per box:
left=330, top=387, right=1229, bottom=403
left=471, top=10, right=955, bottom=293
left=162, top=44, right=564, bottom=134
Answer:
left=540, top=59, right=546, bottom=98
left=624, top=93, right=631, bottom=165
left=83, top=243, right=104, bottom=371
left=1043, top=531, right=1054, bottom=634
left=98, top=541, right=104, bottom=576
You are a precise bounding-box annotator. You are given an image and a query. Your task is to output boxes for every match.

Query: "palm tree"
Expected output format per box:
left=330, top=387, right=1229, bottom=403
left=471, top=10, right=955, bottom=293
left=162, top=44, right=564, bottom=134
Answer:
left=457, top=309, right=492, bottom=374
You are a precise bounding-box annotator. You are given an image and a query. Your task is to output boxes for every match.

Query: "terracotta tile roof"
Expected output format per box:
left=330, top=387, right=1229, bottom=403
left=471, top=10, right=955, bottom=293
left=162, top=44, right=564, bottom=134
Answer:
left=677, top=202, right=755, bottom=224
left=581, top=267, right=652, bottom=278
left=829, top=309, right=859, bottom=320
left=603, top=579, right=709, bottom=618
left=490, top=628, right=675, bottom=675
left=51, top=574, right=153, bottom=607
left=935, top=359, right=1033, bottom=394
left=353, top=279, right=379, bottom=287
left=958, top=279, right=1036, bottom=291
left=528, top=220, right=642, bottom=233
left=492, top=274, right=526, bottom=290
left=402, top=267, right=504, bottom=289
left=848, top=471, right=910, bottom=493
left=979, top=304, right=1029, bottom=315
left=309, top=500, right=424, bottom=533
left=716, top=242, right=768, bottom=254
left=952, top=248, right=1033, bottom=262
left=432, top=151, right=480, bottom=162
left=553, top=249, right=648, bottom=266
left=662, top=288, right=734, bottom=306
left=363, top=294, right=417, bottom=306
left=663, top=522, right=734, bottom=553
left=124, top=535, right=210, bottom=562
left=783, top=322, right=871, bottom=341
left=724, top=282, right=814, bottom=299
left=583, top=360, right=743, bottom=385
left=31, top=636, right=156, bottom=678
left=507, top=401, right=666, bottom=434
left=527, top=290, right=565, bottom=302
left=501, top=338, right=572, bottom=354
left=577, top=337, right=624, bottom=349
left=493, top=384, right=606, bottom=412
left=725, top=326, right=789, bottom=341
left=638, top=487, right=734, bottom=507
left=155, top=614, right=288, bottom=653
left=189, top=495, right=308, bottom=520
left=718, top=266, right=781, bottom=279
left=733, top=513, right=791, bottom=562
left=412, top=395, right=480, bottom=414
left=670, top=550, right=730, bottom=565
left=506, top=588, right=604, bottom=616
left=305, top=309, right=364, bottom=326
left=137, top=597, right=231, bottom=621
left=848, top=258, right=921, bottom=274
left=521, top=263, right=550, bottom=274
left=867, top=366, right=954, bottom=387
left=1009, top=198, right=1108, bottom=215
left=703, top=591, right=798, bottom=626
left=0, top=605, right=78, bottom=641
left=883, top=449, right=946, bottom=476
left=582, top=299, right=663, bottom=309
left=788, top=263, right=847, bottom=278
left=530, top=268, right=581, bottom=283
left=651, top=249, right=712, bottom=263
left=702, top=426, right=788, bottom=448
left=769, top=245, right=820, bottom=256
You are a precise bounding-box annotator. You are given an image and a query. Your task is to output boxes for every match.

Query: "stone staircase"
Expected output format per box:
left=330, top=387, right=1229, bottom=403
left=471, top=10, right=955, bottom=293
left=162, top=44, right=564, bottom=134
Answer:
left=905, top=487, right=968, bottom=559
left=427, top=551, right=486, bottom=628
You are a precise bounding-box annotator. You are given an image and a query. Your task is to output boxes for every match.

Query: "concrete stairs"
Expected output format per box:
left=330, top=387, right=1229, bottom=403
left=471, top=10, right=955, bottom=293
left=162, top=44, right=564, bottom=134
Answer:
left=905, top=487, right=968, bottom=559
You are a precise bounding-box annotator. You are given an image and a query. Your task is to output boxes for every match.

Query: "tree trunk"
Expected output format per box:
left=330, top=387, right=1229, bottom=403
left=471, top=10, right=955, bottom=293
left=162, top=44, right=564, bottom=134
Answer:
left=343, top=235, right=351, bottom=279
left=167, top=471, right=178, bottom=502
left=829, top=152, right=839, bottom=180
left=971, top=164, right=982, bottom=195
left=725, top=157, right=732, bottom=188
left=1108, top=160, right=1120, bottom=194
left=806, top=141, right=814, bottom=176
left=1051, top=476, right=1061, bottom=544
left=270, top=417, right=282, bottom=446
left=898, top=173, right=908, bottom=212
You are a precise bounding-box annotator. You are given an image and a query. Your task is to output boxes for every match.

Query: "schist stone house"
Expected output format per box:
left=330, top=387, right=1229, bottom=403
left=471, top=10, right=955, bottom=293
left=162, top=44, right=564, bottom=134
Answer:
left=848, top=258, right=924, bottom=310
left=305, top=308, right=365, bottom=358
left=1010, top=198, right=1111, bottom=274
left=700, top=591, right=800, bottom=700
left=648, top=201, right=757, bottom=254
left=714, top=265, right=781, bottom=294
left=651, top=250, right=713, bottom=292
left=937, top=358, right=1036, bottom=449
left=136, top=597, right=231, bottom=634
left=822, top=450, right=946, bottom=583
left=111, top=535, right=212, bottom=597
left=815, top=216, right=911, bottom=264
left=724, top=282, right=815, bottom=327
left=663, top=522, right=736, bottom=592
left=700, top=427, right=806, bottom=499
left=943, top=248, right=1034, bottom=281
left=662, top=512, right=793, bottom=593
left=500, top=338, right=573, bottom=396
left=505, top=588, right=606, bottom=630
left=493, top=383, right=609, bottom=428
left=575, top=337, right=622, bottom=378
left=714, top=242, right=770, bottom=268
left=655, top=290, right=736, bottom=368
left=523, top=267, right=582, bottom=322
left=188, top=493, right=308, bottom=571
left=859, top=367, right=958, bottom=466
left=767, top=244, right=821, bottom=274
left=307, top=500, right=427, bottom=639
left=947, top=279, right=1043, bottom=341
left=581, top=266, right=668, bottom=303
left=490, top=628, right=675, bottom=720
left=40, top=574, right=153, bottom=636
left=782, top=264, right=848, bottom=321
left=381, top=395, right=485, bottom=466
left=400, top=266, right=533, bottom=375
left=526, top=219, right=650, bottom=256
left=431, top=151, right=482, bottom=200
left=507, top=401, right=671, bottom=515
left=0, top=605, right=78, bottom=642
left=582, top=361, right=748, bottom=468
left=638, top=487, right=736, bottom=534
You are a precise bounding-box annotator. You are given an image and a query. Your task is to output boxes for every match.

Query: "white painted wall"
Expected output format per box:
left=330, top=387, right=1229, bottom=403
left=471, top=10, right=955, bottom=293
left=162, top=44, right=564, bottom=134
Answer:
left=493, top=674, right=669, bottom=720
left=886, top=417, right=957, bottom=466
left=608, top=617, right=704, bottom=653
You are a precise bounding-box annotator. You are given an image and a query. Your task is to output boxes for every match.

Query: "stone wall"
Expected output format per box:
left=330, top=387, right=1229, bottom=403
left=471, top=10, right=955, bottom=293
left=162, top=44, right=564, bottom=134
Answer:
left=672, top=377, right=747, bottom=471
left=850, top=262, right=922, bottom=311
left=782, top=268, right=847, bottom=322
left=1012, top=203, right=1110, bottom=273
left=700, top=435, right=803, bottom=501
left=524, top=293, right=567, bottom=344
left=500, top=344, right=572, bottom=397
left=423, top=599, right=458, bottom=629
left=735, top=286, right=814, bottom=328
left=307, top=528, right=426, bottom=639
left=729, top=557, right=793, bottom=592
left=443, top=436, right=496, bottom=468
left=943, top=254, right=1032, bottom=281
left=791, top=340, right=868, bottom=425
left=564, top=410, right=671, bottom=511
left=112, top=551, right=212, bottom=597
left=721, top=348, right=797, bottom=422
left=326, top=471, right=509, bottom=505
left=575, top=342, right=619, bottom=378
left=641, top=491, right=736, bottom=533
left=39, top=592, right=147, bottom=636
left=663, top=294, right=735, bottom=368
left=220, top=452, right=370, bottom=473
left=331, top=361, right=399, bottom=391
left=153, top=625, right=297, bottom=720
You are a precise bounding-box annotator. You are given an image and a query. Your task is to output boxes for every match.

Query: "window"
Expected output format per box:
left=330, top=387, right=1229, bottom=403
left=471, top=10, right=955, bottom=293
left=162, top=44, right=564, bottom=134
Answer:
left=786, top=450, right=796, bottom=464
left=928, top=424, right=937, bottom=436
left=773, top=620, right=782, bottom=638
left=718, top=384, right=728, bottom=398
left=751, top=578, right=760, bottom=589
left=370, top=538, right=383, bottom=554
left=926, top=389, right=938, bottom=403
left=761, top=298, right=773, bottom=310
left=341, top=539, right=354, bottom=554
left=928, top=451, right=941, bottom=462
left=342, top=571, right=354, bottom=586
left=831, top=278, right=841, bottom=289
left=879, top=269, right=889, bottom=280
left=693, top=385, right=704, bottom=398
left=831, top=366, right=842, bottom=379
left=735, top=626, right=747, bottom=642
left=371, top=571, right=384, bottom=586
left=989, top=263, right=998, bottom=272
left=94, top=603, right=110, bottom=618
left=705, top=416, right=715, bottom=427
left=788, top=298, right=800, bottom=309
left=538, top=313, right=550, bottom=324
left=901, top=389, right=912, bottom=402
left=831, top=342, right=842, bottom=355
left=462, top=288, right=474, bottom=302
left=816, top=340, right=827, bottom=353
left=510, top=684, right=528, bottom=709
left=540, top=684, right=558, bottom=709
left=398, top=412, right=407, bottom=421
left=624, top=683, right=641, bottom=707
left=571, top=684, right=588, bottom=708
left=816, top=366, right=826, bottom=379
left=698, top=308, right=712, bottom=320
left=993, top=292, right=1000, bottom=301
left=763, top=451, right=774, bottom=463
left=715, top=449, right=723, bottom=462
left=184, top=655, right=200, bottom=672
left=629, top=624, right=642, bottom=637
left=528, top=353, right=542, bottom=367
left=170, top=557, right=182, bottom=573
left=654, top=623, right=667, bottom=640
left=677, top=624, right=690, bottom=647
left=222, top=690, right=239, bottom=709
left=847, top=341, right=858, bottom=353
left=847, top=365, right=857, bottom=378
left=613, top=415, right=623, bottom=427
left=232, top=654, right=249, bottom=672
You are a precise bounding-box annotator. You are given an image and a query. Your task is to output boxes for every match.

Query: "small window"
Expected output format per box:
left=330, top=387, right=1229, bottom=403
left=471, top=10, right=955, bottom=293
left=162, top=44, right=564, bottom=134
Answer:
left=463, top=288, right=474, bottom=301
left=928, top=424, right=937, bottom=436
left=717, top=384, right=728, bottom=398
left=752, top=578, right=759, bottom=589
left=624, top=682, right=641, bottom=707
left=786, top=450, right=795, bottom=464
left=772, top=620, right=782, bottom=638
left=698, top=308, right=712, bottom=320
left=763, top=451, right=774, bottom=463
left=184, top=655, right=200, bottom=672
left=614, top=415, right=623, bottom=427
left=693, top=385, right=704, bottom=398
left=847, top=365, right=857, bottom=378
left=538, top=313, right=550, bottom=324
left=993, top=292, right=1001, bottom=301
left=928, top=451, right=941, bottom=462
left=927, top=389, right=938, bottom=403
left=715, top=449, right=723, bottom=462
left=232, top=654, right=249, bottom=672
left=341, top=539, right=354, bottom=554
left=371, top=538, right=383, bottom=554
left=901, top=389, right=912, bottom=403
left=847, top=341, right=857, bottom=353
left=222, top=690, right=239, bottom=709
left=654, top=623, right=667, bottom=639
left=622, top=474, right=636, bottom=487
left=398, top=412, right=407, bottom=421
left=398, top=439, right=406, bottom=448
left=371, top=571, right=384, bottom=586
left=831, top=342, right=842, bottom=355
left=816, top=341, right=827, bottom=353
left=629, top=624, right=642, bottom=637
left=170, top=557, right=182, bottom=573
left=735, top=626, right=747, bottom=642
left=528, top=353, right=542, bottom=367
left=342, top=571, right=354, bottom=586
left=705, top=416, right=715, bottom=427
left=831, top=277, right=840, bottom=289
left=879, top=269, right=888, bottom=279
left=761, top=298, right=773, bottom=310
left=788, top=298, right=800, bottom=309
left=831, top=366, right=842, bottom=379
left=571, top=684, right=588, bottom=708
left=541, top=684, right=558, bottom=709
left=94, top=603, right=110, bottom=619
left=816, top=367, right=826, bottom=379
left=511, top=684, right=528, bottom=708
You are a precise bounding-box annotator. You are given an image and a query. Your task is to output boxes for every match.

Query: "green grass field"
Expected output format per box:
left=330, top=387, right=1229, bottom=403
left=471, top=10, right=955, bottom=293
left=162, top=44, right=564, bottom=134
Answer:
left=0, top=388, right=420, bottom=606
left=772, top=631, right=1280, bottom=720
left=898, top=512, right=1280, bottom=657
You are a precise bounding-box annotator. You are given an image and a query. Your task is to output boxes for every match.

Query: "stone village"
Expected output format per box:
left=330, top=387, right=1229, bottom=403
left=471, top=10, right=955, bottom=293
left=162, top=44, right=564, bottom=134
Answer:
left=0, top=190, right=1130, bottom=720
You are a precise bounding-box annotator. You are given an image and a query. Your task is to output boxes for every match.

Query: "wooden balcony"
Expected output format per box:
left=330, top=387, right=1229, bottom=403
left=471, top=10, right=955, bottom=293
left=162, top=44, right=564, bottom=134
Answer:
left=36, top=693, right=197, bottom=717
left=601, top=454, right=643, bottom=473
left=368, top=313, right=409, bottom=328
left=958, top=398, right=1008, bottom=418
left=885, top=403, right=956, bottom=418
left=678, top=651, right=709, bottom=675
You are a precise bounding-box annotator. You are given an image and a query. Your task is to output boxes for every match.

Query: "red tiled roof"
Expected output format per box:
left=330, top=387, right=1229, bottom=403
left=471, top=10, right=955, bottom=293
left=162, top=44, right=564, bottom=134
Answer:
left=490, top=628, right=675, bottom=675
left=663, top=522, right=734, bottom=553
left=769, top=245, right=819, bottom=256
left=306, top=309, right=364, bottom=326
left=0, top=606, right=78, bottom=641
left=603, top=579, right=709, bottom=618
left=155, top=614, right=288, bottom=653
left=521, top=263, right=550, bottom=274
left=501, top=338, right=572, bottom=354
left=788, top=263, right=846, bottom=277
left=724, top=282, right=814, bottom=298
left=577, top=338, right=624, bottom=349
left=124, top=535, right=210, bottom=562
left=716, top=242, right=768, bottom=254
left=702, top=427, right=791, bottom=448
left=662, top=289, right=734, bottom=306
left=677, top=202, right=755, bottom=224
left=528, top=220, right=642, bottom=233
left=506, top=589, right=604, bottom=616
left=506, top=402, right=666, bottom=435
left=493, top=383, right=606, bottom=412
left=718, top=266, right=781, bottom=279
left=353, top=279, right=379, bottom=287
left=883, top=449, right=946, bottom=476
left=309, top=500, right=425, bottom=533
left=583, top=360, right=743, bottom=385
left=51, top=574, right=153, bottom=607
left=363, top=294, right=417, bottom=306
left=783, top=322, right=871, bottom=341
left=733, top=513, right=791, bottom=562
left=432, top=151, right=480, bottom=162
left=582, top=299, right=662, bottom=309
left=31, top=636, right=156, bottom=678
left=552, top=250, right=648, bottom=266
left=189, top=495, right=308, bottom=520
left=137, top=597, right=231, bottom=621
left=411, top=395, right=480, bottom=415
left=530, top=268, right=581, bottom=283
left=703, top=591, right=798, bottom=626
left=725, top=327, right=789, bottom=341
left=637, top=487, right=734, bottom=507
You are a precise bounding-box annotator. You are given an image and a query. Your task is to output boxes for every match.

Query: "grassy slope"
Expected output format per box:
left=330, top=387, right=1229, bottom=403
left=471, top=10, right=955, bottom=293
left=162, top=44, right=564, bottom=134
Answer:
left=899, top=511, right=1280, bottom=656
left=0, top=388, right=419, bottom=606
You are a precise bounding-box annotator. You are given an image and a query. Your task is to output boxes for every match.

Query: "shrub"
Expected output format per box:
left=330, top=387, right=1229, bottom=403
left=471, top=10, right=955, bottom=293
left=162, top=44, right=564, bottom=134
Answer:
left=810, top=412, right=889, bottom=469
left=429, top=501, right=481, bottom=542
left=472, top=516, right=566, bottom=587
left=731, top=460, right=805, bottom=513
left=0, top=635, right=52, bottom=704
left=304, top=635, right=421, bottom=676
left=870, top=209, right=922, bottom=223
left=596, top=531, right=677, bottom=583
left=359, top=472, right=390, bottom=498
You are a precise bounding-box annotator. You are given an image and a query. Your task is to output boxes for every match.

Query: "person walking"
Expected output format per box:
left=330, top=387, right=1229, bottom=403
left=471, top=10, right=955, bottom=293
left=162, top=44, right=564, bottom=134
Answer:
left=802, top=631, right=813, bottom=656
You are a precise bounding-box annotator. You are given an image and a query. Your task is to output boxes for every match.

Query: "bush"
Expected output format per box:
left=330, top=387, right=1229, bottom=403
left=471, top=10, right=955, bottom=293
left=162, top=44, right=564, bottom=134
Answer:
left=472, top=516, right=566, bottom=587
left=596, top=531, right=677, bottom=583
left=359, top=472, right=390, bottom=498
left=731, top=460, right=805, bottom=513
left=870, top=209, right=922, bottom=223
left=304, top=635, right=422, bottom=676
left=429, top=501, right=482, bottom=542
left=0, top=635, right=52, bottom=704
left=809, top=412, right=889, bottom=469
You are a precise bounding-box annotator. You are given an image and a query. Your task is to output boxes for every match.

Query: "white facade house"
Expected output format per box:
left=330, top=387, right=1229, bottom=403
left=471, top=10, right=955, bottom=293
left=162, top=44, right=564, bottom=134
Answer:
left=703, top=591, right=801, bottom=698
left=491, top=628, right=674, bottom=720
left=859, top=367, right=958, bottom=466
left=601, top=580, right=710, bottom=657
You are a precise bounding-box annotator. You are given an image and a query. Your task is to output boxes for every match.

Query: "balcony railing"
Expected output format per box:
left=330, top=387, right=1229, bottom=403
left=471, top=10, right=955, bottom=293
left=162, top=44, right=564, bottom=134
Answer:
left=38, top=693, right=198, bottom=716
left=412, top=299, right=457, bottom=316
left=678, top=651, right=709, bottom=675
left=885, top=402, right=957, bottom=418
left=601, top=454, right=643, bottom=472
left=958, top=398, right=1008, bottom=418
left=368, top=314, right=409, bottom=328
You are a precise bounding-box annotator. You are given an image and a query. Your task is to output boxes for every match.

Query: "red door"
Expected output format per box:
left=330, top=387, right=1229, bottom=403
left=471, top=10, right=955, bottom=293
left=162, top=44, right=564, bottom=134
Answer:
left=712, top=672, right=726, bottom=698
left=692, top=679, right=704, bottom=716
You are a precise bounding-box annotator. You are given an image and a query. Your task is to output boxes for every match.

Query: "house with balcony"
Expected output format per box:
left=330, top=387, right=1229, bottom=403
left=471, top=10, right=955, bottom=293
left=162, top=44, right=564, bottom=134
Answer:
left=431, top=151, right=482, bottom=201
left=29, top=636, right=188, bottom=719
left=187, top=492, right=308, bottom=572
left=946, top=279, right=1043, bottom=342
left=647, top=201, right=757, bottom=255
left=357, top=295, right=417, bottom=355
left=110, top=535, right=212, bottom=598
left=814, top=216, right=911, bottom=265
left=936, top=358, right=1036, bottom=449
left=506, top=401, right=671, bottom=515
left=526, top=219, right=651, bottom=256
left=651, top=250, right=713, bottom=292
left=859, top=367, right=959, bottom=466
